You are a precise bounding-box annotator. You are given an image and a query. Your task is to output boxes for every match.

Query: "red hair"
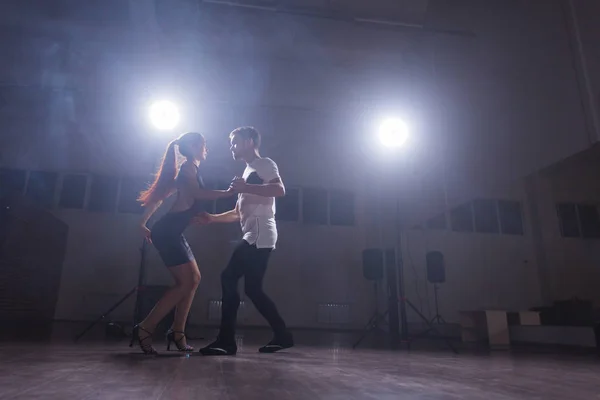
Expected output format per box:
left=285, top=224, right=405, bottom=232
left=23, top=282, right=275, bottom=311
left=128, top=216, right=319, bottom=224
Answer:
left=138, top=132, right=205, bottom=207
left=138, top=141, right=178, bottom=207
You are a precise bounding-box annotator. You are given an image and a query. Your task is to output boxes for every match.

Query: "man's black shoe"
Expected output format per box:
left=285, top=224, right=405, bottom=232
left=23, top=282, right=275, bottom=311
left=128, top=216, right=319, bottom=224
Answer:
left=258, top=332, right=294, bottom=353
left=199, top=340, right=237, bottom=356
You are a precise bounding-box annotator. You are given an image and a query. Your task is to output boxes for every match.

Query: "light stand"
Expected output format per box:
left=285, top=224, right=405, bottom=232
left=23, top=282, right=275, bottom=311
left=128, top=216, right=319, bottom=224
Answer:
left=76, top=107, right=183, bottom=342
left=393, top=197, right=457, bottom=353
left=75, top=139, right=159, bottom=342
left=133, top=238, right=149, bottom=324
left=393, top=197, right=409, bottom=344
left=74, top=239, right=149, bottom=342
left=353, top=181, right=400, bottom=350
left=429, top=283, right=446, bottom=325
left=352, top=280, right=389, bottom=349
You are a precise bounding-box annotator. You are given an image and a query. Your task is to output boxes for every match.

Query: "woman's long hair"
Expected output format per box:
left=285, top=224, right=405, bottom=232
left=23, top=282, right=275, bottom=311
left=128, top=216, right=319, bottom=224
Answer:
left=138, top=132, right=205, bottom=207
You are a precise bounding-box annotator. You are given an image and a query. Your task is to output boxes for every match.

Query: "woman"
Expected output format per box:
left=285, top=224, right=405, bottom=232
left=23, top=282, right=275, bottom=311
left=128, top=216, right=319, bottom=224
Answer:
left=131, top=132, right=233, bottom=355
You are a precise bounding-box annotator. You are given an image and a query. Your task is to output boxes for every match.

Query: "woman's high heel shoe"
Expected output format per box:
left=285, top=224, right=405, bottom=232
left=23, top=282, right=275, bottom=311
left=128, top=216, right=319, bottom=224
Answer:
left=129, top=325, right=158, bottom=355
left=166, top=330, right=193, bottom=352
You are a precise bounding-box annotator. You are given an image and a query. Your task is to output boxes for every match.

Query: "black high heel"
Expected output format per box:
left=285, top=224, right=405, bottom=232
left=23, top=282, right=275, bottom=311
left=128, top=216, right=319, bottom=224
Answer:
left=166, top=329, right=193, bottom=352
left=129, top=325, right=158, bottom=355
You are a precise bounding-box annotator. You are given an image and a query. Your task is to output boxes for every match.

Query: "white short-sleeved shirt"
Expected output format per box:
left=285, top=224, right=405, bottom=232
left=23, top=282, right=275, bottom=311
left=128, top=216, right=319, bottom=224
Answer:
left=237, top=157, right=280, bottom=249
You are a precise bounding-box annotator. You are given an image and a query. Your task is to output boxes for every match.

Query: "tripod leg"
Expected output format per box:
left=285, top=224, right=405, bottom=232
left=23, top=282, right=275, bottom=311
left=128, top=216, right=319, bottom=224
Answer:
left=74, top=287, right=138, bottom=342
left=353, top=313, right=379, bottom=349
left=404, top=299, right=458, bottom=354
left=353, top=330, right=370, bottom=349
left=353, top=321, right=373, bottom=349
left=354, top=280, right=387, bottom=349
left=353, top=309, right=391, bottom=349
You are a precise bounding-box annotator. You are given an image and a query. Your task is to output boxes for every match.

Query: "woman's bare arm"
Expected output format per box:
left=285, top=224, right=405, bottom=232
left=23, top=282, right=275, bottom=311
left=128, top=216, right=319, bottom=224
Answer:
left=180, top=162, right=233, bottom=200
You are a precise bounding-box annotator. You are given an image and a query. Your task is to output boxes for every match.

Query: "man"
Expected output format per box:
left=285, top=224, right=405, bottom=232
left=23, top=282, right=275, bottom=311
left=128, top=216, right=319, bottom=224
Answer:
left=197, top=126, right=293, bottom=356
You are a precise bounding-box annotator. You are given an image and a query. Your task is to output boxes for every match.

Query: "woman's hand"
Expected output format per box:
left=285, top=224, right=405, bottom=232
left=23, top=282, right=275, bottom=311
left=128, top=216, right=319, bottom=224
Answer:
left=230, top=176, right=248, bottom=193
left=219, top=186, right=235, bottom=198
left=192, top=212, right=213, bottom=225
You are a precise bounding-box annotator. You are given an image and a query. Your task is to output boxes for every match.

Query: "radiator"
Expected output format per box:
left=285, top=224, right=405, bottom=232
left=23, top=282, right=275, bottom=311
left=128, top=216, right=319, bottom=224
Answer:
left=208, top=299, right=246, bottom=323
left=317, top=303, right=351, bottom=324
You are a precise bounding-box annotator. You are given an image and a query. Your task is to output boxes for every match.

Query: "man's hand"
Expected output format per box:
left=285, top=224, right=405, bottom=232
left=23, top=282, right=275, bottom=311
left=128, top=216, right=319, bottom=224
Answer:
left=229, top=175, right=285, bottom=197
left=230, top=176, right=248, bottom=193
left=192, top=212, right=213, bottom=225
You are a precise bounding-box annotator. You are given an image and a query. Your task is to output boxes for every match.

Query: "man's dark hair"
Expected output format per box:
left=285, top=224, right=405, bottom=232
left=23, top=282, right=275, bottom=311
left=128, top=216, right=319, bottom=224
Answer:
left=229, top=126, right=261, bottom=148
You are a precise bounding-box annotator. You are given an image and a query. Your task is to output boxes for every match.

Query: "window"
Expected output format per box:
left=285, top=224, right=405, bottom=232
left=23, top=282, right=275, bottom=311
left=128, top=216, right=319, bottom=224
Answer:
left=426, top=213, right=447, bottom=230
left=555, top=203, right=600, bottom=239
left=302, top=188, right=328, bottom=225
left=0, top=168, right=26, bottom=198
left=59, top=174, right=87, bottom=209
left=577, top=204, right=600, bottom=239
left=88, top=175, right=118, bottom=212
left=36, top=0, right=131, bottom=25
left=473, top=199, right=499, bottom=234
left=450, top=203, right=473, bottom=232
left=276, top=187, right=299, bottom=222
left=329, top=189, right=355, bottom=226
left=498, top=200, right=524, bottom=235
left=26, top=171, right=58, bottom=208
left=556, top=203, right=579, bottom=238
left=118, top=177, right=148, bottom=214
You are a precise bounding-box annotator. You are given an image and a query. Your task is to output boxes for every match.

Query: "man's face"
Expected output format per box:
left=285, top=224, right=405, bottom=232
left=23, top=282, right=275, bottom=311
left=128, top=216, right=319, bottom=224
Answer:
left=230, top=134, right=252, bottom=160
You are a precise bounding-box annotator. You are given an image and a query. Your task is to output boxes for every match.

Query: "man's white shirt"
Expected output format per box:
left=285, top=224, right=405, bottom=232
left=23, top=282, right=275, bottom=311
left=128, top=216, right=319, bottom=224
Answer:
left=237, top=157, right=280, bottom=249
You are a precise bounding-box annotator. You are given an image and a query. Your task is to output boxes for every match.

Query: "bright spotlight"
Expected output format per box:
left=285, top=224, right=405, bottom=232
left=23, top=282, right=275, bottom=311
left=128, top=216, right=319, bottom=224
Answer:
left=378, top=118, right=409, bottom=148
left=149, top=101, right=180, bottom=130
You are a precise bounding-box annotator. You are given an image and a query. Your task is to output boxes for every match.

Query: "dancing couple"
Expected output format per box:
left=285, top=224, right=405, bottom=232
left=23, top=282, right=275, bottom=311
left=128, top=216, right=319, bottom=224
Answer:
left=132, top=127, right=294, bottom=356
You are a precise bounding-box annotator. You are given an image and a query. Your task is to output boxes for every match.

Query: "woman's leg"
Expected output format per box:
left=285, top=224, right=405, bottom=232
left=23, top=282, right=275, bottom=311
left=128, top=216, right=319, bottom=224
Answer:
left=138, top=261, right=200, bottom=343
left=170, top=259, right=201, bottom=346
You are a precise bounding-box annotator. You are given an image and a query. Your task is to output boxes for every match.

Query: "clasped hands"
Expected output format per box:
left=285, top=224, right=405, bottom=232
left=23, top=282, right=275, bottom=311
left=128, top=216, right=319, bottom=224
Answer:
left=227, top=176, right=248, bottom=194
left=193, top=176, right=246, bottom=225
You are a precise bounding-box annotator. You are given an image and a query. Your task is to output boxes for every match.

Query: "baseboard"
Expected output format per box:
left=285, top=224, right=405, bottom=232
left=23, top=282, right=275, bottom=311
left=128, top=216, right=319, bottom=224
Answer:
left=52, top=319, right=463, bottom=336
left=509, top=325, right=598, bottom=349
left=0, top=318, right=54, bottom=340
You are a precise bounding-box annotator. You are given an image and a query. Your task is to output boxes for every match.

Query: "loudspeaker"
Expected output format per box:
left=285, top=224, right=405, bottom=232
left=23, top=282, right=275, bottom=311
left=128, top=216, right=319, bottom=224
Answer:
left=0, top=194, right=68, bottom=338
left=426, top=251, right=445, bottom=283
left=362, top=248, right=397, bottom=281
left=360, top=248, right=400, bottom=340
left=362, top=249, right=384, bottom=280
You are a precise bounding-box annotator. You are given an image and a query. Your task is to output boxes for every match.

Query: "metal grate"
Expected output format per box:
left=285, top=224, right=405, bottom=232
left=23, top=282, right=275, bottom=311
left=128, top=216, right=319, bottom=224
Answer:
left=317, top=303, right=351, bottom=324
left=208, top=299, right=246, bottom=323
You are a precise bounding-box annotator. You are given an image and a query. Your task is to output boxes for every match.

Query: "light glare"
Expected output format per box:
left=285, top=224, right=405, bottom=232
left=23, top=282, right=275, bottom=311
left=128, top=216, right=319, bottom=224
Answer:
left=378, top=118, right=409, bottom=148
left=149, top=101, right=180, bottom=130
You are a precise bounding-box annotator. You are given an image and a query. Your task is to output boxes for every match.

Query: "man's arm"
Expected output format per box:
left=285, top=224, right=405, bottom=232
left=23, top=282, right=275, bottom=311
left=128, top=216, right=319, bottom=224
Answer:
left=235, top=177, right=285, bottom=198
left=231, top=158, right=285, bottom=198
left=181, top=162, right=233, bottom=200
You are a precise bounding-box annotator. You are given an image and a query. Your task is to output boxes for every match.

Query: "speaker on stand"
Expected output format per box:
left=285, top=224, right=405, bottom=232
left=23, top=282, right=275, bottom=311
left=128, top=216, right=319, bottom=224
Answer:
left=426, top=251, right=446, bottom=325
left=353, top=248, right=388, bottom=349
